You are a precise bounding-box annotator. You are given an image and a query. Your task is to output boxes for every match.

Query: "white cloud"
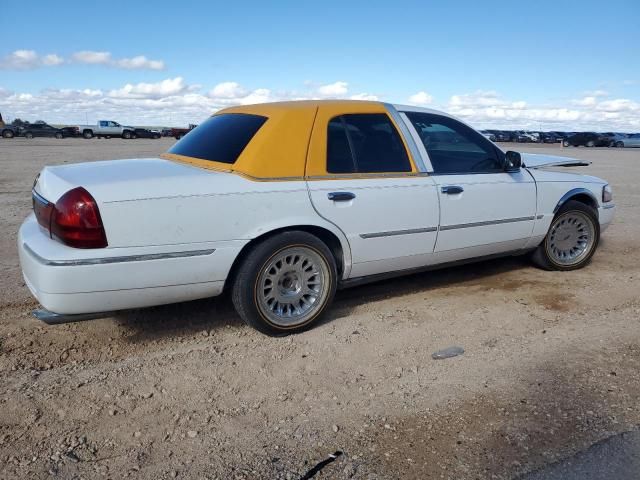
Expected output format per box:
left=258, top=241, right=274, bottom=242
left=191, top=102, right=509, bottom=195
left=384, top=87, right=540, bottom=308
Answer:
left=447, top=89, right=640, bottom=131
left=73, top=51, right=165, bottom=70
left=349, top=93, right=379, bottom=101
left=408, top=91, right=433, bottom=106
left=42, top=54, right=64, bottom=66
left=113, top=55, right=165, bottom=70
left=585, top=89, right=609, bottom=97
left=71, top=50, right=112, bottom=65
left=209, top=82, right=247, bottom=99
left=108, top=77, right=194, bottom=99
left=1, top=78, right=638, bottom=131
left=317, top=81, right=348, bottom=97
left=0, top=50, right=165, bottom=70
left=0, top=50, right=64, bottom=70
left=572, top=96, right=597, bottom=107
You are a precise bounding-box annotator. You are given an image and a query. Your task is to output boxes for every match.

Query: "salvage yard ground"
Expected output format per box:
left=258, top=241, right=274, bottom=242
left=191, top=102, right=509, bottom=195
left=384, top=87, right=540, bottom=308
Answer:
left=1, top=138, right=639, bottom=479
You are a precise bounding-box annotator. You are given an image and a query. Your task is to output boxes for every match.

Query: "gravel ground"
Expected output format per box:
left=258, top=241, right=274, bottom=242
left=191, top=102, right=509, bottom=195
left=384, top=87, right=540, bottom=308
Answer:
left=0, top=138, right=639, bottom=479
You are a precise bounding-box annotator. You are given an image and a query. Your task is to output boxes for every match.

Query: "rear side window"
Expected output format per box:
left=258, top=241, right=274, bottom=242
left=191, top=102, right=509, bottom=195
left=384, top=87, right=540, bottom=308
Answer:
left=327, top=114, right=411, bottom=174
left=168, top=113, right=267, bottom=164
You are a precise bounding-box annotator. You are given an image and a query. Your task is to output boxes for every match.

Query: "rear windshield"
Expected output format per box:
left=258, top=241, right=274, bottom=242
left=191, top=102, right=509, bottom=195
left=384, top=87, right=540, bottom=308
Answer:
left=168, top=113, right=267, bottom=164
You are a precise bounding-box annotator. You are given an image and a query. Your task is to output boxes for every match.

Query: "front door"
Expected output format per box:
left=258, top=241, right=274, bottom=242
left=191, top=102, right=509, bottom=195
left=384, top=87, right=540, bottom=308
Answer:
left=306, top=105, right=440, bottom=278
left=402, top=111, right=536, bottom=259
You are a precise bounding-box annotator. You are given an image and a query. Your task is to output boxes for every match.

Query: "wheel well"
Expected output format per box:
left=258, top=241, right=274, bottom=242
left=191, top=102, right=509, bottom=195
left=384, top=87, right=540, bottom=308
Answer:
left=566, top=193, right=598, bottom=210
left=223, top=226, right=345, bottom=292
left=554, top=189, right=599, bottom=215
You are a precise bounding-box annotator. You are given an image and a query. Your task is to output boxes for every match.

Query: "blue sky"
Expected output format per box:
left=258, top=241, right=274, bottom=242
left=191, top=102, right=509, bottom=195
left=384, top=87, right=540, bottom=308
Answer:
left=1, top=0, right=638, bottom=130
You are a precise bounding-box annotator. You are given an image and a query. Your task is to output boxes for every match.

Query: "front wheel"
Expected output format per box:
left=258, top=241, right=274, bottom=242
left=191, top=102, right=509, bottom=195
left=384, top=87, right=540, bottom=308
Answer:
left=122, top=131, right=132, bottom=139
left=83, top=130, right=93, bottom=139
left=24, top=132, right=34, bottom=139
left=586, top=140, right=595, bottom=147
left=231, top=231, right=337, bottom=335
left=55, top=132, right=63, bottom=139
left=2, top=130, right=14, bottom=138
left=615, top=141, right=624, bottom=148
left=531, top=200, right=600, bottom=271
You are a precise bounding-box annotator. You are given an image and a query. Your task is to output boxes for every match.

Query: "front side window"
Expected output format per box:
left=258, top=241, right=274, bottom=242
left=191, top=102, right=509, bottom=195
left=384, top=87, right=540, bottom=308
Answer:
left=405, top=112, right=504, bottom=174
left=168, top=113, right=267, bottom=164
left=327, top=114, right=411, bottom=174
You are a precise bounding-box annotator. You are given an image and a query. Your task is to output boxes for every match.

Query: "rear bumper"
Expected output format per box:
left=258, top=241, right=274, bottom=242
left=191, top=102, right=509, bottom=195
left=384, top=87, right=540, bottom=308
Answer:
left=18, top=214, right=244, bottom=315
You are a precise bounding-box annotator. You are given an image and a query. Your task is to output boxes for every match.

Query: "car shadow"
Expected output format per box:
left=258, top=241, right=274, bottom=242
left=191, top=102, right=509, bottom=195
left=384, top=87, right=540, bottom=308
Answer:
left=115, top=254, right=533, bottom=343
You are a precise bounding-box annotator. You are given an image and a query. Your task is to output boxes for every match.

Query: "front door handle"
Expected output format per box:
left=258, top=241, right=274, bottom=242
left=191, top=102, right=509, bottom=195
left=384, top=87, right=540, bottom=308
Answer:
left=328, top=192, right=356, bottom=202
left=441, top=185, right=464, bottom=195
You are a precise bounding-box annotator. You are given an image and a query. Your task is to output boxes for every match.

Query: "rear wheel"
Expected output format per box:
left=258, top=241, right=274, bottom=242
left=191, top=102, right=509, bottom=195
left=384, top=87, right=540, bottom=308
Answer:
left=2, top=130, right=14, bottom=138
left=562, top=140, right=570, bottom=147
left=615, top=141, right=624, bottom=148
left=55, top=132, right=63, bottom=139
left=532, top=200, right=600, bottom=271
left=83, top=130, right=93, bottom=139
left=25, top=132, right=34, bottom=139
left=231, top=231, right=337, bottom=336
left=586, top=140, right=595, bottom=147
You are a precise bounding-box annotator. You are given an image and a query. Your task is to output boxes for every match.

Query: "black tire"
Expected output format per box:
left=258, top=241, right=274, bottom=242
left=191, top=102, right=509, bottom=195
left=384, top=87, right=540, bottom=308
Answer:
left=122, top=130, right=132, bottom=139
left=25, top=132, right=34, bottom=139
left=562, top=140, right=570, bottom=147
left=615, top=141, right=624, bottom=148
left=2, top=130, right=14, bottom=138
left=586, top=140, right=595, bottom=147
left=231, top=231, right=338, bottom=336
left=55, top=132, right=63, bottom=139
left=531, top=200, right=600, bottom=271
left=83, top=130, right=93, bottom=139
left=153, top=134, right=160, bottom=139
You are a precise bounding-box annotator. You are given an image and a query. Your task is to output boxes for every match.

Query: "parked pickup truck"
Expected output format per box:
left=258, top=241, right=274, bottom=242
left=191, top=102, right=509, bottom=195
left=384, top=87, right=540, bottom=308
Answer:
left=77, top=121, right=136, bottom=139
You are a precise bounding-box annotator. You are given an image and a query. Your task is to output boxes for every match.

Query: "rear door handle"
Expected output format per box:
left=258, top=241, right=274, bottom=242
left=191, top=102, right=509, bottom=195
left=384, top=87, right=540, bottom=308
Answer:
left=441, top=185, right=464, bottom=195
left=328, top=192, right=356, bottom=202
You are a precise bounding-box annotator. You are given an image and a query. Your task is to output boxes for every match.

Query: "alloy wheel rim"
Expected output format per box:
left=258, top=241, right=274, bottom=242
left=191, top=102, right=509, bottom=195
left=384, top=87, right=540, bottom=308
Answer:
left=547, top=211, right=595, bottom=266
left=257, top=247, right=329, bottom=327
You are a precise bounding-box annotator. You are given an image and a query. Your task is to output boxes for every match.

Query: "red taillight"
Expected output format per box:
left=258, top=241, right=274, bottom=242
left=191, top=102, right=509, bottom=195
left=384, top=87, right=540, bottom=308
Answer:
left=50, top=187, right=108, bottom=248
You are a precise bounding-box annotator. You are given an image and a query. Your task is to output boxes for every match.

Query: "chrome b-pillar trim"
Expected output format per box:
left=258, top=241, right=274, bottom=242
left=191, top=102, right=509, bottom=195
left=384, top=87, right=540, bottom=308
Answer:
left=383, top=103, right=427, bottom=173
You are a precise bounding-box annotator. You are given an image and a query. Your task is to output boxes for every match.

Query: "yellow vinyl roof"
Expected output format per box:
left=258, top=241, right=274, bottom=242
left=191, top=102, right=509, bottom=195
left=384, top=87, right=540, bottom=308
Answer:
left=161, top=100, right=416, bottom=180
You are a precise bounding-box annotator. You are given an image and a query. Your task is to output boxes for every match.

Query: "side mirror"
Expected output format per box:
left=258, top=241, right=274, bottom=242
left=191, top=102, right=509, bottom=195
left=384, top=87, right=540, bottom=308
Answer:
left=504, top=151, right=522, bottom=172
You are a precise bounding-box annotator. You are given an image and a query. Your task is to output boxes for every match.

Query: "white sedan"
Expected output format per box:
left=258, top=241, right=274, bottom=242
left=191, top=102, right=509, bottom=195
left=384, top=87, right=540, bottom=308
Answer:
left=18, top=100, right=616, bottom=335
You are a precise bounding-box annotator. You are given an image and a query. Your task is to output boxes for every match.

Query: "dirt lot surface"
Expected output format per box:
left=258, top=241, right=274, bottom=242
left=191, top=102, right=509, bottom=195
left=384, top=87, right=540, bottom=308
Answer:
left=1, top=138, right=639, bottom=479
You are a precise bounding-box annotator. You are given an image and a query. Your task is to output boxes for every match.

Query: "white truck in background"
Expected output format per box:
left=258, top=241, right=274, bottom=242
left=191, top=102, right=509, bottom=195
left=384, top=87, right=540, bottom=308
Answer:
left=77, top=120, right=136, bottom=139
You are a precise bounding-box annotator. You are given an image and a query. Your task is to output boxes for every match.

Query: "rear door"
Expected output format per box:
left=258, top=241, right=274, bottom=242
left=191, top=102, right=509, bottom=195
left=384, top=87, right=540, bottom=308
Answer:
left=306, top=104, right=440, bottom=278
left=402, top=111, right=536, bottom=259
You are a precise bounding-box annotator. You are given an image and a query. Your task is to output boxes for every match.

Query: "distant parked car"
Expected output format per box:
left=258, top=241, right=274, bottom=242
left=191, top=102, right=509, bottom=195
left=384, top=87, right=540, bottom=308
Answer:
left=603, top=132, right=627, bottom=147
left=59, top=126, right=80, bottom=138
left=1, top=124, right=22, bottom=138
left=491, top=131, right=513, bottom=142
left=480, top=130, right=496, bottom=142
left=171, top=124, right=198, bottom=139
left=613, top=134, right=640, bottom=148
left=540, top=133, right=560, bottom=143
left=514, top=131, right=539, bottom=143
left=563, top=132, right=611, bottom=147
left=21, top=123, right=65, bottom=139
left=132, top=128, right=162, bottom=139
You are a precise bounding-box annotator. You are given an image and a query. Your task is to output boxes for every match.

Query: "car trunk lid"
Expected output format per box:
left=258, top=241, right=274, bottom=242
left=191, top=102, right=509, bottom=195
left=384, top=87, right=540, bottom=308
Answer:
left=34, top=157, right=232, bottom=204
